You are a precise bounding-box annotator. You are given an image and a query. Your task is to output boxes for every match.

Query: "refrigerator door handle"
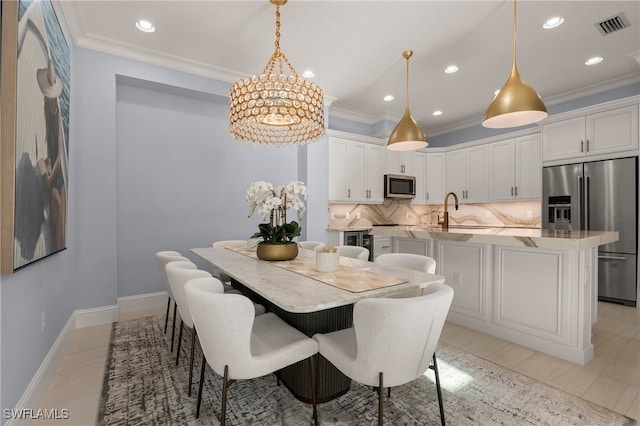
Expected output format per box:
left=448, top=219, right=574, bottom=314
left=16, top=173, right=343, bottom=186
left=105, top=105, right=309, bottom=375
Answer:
left=578, top=175, right=584, bottom=229
left=585, top=176, right=590, bottom=230
left=598, top=254, right=628, bottom=261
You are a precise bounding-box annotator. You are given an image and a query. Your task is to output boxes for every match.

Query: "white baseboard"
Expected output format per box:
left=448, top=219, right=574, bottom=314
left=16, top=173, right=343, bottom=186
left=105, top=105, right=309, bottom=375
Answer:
left=75, top=305, right=119, bottom=329
left=6, top=314, right=77, bottom=426
left=118, top=291, right=167, bottom=314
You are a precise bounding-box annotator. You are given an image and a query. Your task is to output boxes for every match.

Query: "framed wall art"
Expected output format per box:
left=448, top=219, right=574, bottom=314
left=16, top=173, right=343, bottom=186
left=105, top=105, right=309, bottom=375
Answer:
left=1, top=0, right=70, bottom=274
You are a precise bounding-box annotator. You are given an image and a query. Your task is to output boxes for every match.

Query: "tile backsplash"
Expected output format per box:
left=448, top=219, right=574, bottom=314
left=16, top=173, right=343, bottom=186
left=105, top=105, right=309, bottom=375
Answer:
left=328, top=199, right=541, bottom=228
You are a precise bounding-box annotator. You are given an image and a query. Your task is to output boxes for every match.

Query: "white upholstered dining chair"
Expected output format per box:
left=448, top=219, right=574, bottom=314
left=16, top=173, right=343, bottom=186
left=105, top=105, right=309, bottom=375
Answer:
left=375, top=253, right=436, bottom=274
left=211, top=239, right=249, bottom=287
left=155, top=251, right=190, bottom=352
left=165, top=261, right=212, bottom=396
left=185, top=276, right=319, bottom=424
left=375, top=253, right=437, bottom=298
left=166, top=261, right=266, bottom=397
left=297, top=240, right=326, bottom=251
left=313, top=283, right=454, bottom=426
left=335, top=245, right=370, bottom=260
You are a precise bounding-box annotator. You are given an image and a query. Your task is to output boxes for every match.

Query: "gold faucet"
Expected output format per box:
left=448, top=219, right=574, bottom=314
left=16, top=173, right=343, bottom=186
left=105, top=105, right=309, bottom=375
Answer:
left=438, top=192, right=459, bottom=229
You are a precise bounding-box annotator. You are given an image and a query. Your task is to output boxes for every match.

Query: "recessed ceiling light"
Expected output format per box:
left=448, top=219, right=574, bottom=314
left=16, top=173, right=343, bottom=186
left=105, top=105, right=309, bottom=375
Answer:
left=543, top=16, right=565, bottom=29
left=585, top=56, right=603, bottom=66
left=302, top=70, right=315, bottom=78
left=383, top=95, right=394, bottom=102
left=444, top=65, right=459, bottom=74
left=135, top=19, right=155, bottom=33
left=433, top=110, right=443, bottom=116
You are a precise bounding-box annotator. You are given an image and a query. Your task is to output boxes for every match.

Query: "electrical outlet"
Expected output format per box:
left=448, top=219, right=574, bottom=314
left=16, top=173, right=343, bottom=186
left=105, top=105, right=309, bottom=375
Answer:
left=453, top=272, right=463, bottom=286
left=526, top=210, right=533, bottom=219
left=405, top=212, right=410, bottom=218
left=356, top=211, right=361, bottom=219
left=345, top=211, right=350, bottom=220
left=330, top=212, right=335, bottom=220
left=41, top=311, right=46, bottom=333
left=485, top=211, right=491, bottom=218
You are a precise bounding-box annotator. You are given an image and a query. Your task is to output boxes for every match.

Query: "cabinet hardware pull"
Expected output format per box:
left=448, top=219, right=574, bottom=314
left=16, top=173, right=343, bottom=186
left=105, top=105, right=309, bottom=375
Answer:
left=515, top=186, right=518, bottom=196
left=586, top=139, right=590, bottom=151
left=348, top=188, right=351, bottom=198
left=426, top=192, right=429, bottom=200
left=598, top=255, right=627, bottom=261
left=581, top=140, right=584, bottom=152
left=511, top=187, right=514, bottom=196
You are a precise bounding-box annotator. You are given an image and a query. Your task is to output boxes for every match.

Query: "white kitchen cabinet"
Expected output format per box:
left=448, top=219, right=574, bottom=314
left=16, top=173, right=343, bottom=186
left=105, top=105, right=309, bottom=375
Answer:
left=542, top=104, right=639, bottom=163
left=425, top=152, right=446, bottom=203
left=373, top=236, right=392, bottom=258
left=386, top=150, right=414, bottom=175
left=493, top=246, right=570, bottom=343
left=394, top=238, right=430, bottom=256
left=489, top=134, right=541, bottom=201
left=328, top=137, right=349, bottom=202
left=328, top=137, right=384, bottom=203
left=413, top=152, right=427, bottom=204
left=446, top=145, right=489, bottom=202
left=436, top=241, right=488, bottom=320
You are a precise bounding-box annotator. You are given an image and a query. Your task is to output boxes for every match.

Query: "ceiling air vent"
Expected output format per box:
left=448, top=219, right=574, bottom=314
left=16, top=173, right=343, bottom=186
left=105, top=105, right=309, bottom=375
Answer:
left=595, top=13, right=630, bottom=35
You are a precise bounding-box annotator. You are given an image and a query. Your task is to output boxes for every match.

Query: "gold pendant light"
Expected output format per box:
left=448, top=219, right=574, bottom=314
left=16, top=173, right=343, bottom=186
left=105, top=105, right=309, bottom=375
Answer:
left=229, top=0, right=324, bottom=146
left=482, top=0, right=547, bottom=128
left=387, top=50, right=427, bottom=151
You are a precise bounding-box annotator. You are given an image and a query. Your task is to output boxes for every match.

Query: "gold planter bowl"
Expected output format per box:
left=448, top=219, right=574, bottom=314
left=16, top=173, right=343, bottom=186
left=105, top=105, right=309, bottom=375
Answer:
left=256, top=242, right=299, bottom=261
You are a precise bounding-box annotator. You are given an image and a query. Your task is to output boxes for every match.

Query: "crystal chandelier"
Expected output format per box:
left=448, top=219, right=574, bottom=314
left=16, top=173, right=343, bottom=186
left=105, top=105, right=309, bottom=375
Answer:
left=229, top=0, right=324, bottom=146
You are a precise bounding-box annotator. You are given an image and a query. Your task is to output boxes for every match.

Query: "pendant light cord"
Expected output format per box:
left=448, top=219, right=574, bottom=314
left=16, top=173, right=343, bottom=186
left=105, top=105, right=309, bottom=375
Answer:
left=512, top=0, right=517, bottom=69
left=403, top=50, right=413, bottom=111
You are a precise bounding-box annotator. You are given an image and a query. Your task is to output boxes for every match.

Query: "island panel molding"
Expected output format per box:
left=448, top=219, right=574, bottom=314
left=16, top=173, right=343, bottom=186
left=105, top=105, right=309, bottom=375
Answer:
left=371, top=226, right=616, bottom=365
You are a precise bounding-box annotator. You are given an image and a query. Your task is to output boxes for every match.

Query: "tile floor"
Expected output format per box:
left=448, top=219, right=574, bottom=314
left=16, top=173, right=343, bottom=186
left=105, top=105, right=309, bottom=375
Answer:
left=31, top=302, right=639, bottom=425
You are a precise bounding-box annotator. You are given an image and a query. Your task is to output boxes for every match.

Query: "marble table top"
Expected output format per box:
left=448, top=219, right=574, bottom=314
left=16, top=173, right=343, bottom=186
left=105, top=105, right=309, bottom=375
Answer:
left=191, top=246, right=445, bottom=313
left=368, top=226, right=619, bottom=250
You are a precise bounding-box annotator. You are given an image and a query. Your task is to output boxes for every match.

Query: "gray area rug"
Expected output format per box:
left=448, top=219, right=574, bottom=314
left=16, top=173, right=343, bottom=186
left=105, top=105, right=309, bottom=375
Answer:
left=98, top=315, right=636, bottom=425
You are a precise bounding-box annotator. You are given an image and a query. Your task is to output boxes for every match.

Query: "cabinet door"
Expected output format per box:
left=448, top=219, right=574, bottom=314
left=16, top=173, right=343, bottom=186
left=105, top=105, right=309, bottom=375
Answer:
left=586, top=105, right=639, bottom=155
left=437, top=241, right=487, bottom=320
left=542, top=117, right=586, bottom=162
left=328, top=138, right=349, bottom=202
left=445, top=150, right=466, bottom=196
left=489, top=139, right=516, bottom=201
left=348, top=142, right=368, bottom=202
left=374, top=236, right=392, bottom=258
left=366, top=144, right=385, bottom=202
left=515, top=134, right=542, bottom=199
left=466, top=145, right=489, bottom=202
left=395, top=238, right=428, bottom=256
left=426, top=152, right=445, bottom=203
left=413, top=152, right=427, bottom=204
left=386, top=150, right=414, bottom=175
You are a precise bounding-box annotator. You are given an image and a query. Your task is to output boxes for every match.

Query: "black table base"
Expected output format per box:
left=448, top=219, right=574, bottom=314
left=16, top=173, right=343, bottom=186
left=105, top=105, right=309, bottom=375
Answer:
left=232, top=280, right=353, bottom=403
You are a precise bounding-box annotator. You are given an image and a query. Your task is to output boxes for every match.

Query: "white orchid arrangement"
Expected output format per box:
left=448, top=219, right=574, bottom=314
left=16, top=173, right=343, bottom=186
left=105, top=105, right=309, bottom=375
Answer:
left=247, top=181, right=307, bottom=243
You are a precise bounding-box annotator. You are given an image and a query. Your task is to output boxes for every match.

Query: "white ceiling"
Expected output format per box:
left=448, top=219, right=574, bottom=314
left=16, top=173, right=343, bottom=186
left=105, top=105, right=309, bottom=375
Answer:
left=58, top=1, right=640, bottom=136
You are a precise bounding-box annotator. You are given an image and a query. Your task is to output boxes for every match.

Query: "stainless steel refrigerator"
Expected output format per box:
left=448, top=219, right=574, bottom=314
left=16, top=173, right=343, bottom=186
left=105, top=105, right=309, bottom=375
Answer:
left=542, top=157, right=638, bottom=307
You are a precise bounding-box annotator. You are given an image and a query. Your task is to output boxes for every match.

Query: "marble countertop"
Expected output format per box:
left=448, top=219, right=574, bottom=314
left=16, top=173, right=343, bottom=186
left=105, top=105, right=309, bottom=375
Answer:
left=368, top=225, right=619, bottom=250
left=191, top=246, right=445, bottom=313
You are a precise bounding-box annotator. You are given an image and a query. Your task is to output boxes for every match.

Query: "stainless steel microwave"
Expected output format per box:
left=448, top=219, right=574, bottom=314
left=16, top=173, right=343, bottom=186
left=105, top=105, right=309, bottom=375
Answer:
left=384, top=174, right=416, bottom=199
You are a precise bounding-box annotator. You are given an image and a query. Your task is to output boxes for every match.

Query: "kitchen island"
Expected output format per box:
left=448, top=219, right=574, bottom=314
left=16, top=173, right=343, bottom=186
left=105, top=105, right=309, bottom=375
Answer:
left=369, top=225, right=619, bottom=365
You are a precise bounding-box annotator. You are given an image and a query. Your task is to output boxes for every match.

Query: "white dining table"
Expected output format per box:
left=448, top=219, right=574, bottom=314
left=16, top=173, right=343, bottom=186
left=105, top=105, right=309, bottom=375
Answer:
left=191, top=245, right=446, bottom=313
left=191, top=243, right=446, bottom=403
